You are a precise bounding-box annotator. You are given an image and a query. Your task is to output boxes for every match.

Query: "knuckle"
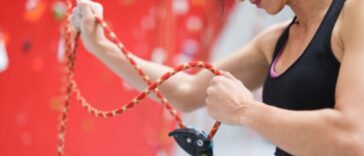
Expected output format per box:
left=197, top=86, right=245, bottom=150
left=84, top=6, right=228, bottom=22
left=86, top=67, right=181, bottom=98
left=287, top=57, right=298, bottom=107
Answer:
left=82, top=16, right=94, bottom=25
left=206, top=107, right=213, bottom=116
left=95, top=3, right=103, bottom=10
left=70, top=16, right=79, bottom=27
left=211, top=76, right=220, bottom=84
left=217, top=76, right=225, bottom=81
left=205, top=98, right=209, bottom=105
left=206, top=87, right=213, bottom=95
left=78, top=2, right=88, bottom=8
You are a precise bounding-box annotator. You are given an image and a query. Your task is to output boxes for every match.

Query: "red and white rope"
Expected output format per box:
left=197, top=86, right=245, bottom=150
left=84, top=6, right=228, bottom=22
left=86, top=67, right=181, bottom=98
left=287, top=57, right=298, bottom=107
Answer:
left=57, top=1, right=222, bottom=155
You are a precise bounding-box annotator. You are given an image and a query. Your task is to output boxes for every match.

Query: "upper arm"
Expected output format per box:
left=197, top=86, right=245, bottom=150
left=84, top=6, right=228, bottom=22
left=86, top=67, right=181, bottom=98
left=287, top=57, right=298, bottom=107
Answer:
left=177, top=21, right=289, bottom=110
left=335, top=0, right=364, bottom=133
left=210, top=22, right=290, bottom=90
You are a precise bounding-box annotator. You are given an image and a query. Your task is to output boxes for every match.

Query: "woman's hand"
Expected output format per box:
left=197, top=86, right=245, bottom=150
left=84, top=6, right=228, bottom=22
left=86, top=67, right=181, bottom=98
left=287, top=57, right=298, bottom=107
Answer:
left=70, top=0, right=106, bottom=53
left=205, top=72, right=255, bottom=125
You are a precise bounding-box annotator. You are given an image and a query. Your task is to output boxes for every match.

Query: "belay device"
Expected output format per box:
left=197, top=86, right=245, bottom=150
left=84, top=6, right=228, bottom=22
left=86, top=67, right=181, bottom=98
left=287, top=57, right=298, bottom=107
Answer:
left=169, top=128, right=213, bottom=156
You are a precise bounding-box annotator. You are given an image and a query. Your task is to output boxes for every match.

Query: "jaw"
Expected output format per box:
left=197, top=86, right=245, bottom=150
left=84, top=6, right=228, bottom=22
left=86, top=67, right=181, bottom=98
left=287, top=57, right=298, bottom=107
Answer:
left=261, top=0, right=288, bottom=15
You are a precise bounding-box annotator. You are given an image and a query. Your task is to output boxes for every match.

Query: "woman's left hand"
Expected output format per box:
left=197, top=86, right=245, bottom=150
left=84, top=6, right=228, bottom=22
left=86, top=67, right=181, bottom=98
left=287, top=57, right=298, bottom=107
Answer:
left=205, top=72, right=255, bottom=125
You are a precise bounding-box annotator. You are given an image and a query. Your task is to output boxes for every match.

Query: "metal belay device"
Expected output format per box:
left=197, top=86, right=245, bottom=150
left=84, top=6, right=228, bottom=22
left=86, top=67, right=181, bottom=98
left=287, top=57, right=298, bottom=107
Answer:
left=169, top=127, right=214, bottom=156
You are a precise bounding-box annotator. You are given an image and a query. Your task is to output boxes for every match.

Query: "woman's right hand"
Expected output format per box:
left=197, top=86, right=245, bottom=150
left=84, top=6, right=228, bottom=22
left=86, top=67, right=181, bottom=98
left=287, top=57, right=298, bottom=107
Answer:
left=70, top=0, right=106, bottom=53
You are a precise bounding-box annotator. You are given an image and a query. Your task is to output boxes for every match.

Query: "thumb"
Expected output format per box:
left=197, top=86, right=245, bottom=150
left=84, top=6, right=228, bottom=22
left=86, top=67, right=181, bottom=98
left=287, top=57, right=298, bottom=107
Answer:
left=222, top=71, right=235, bottom=79
left=78, top=0, right=103, bottom=18
left=77, top=0, right=94, bottom=20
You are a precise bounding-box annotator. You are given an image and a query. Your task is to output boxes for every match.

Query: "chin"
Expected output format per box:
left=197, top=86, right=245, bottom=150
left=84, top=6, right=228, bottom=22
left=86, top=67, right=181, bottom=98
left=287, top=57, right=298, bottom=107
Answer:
left=263, top=6, right=285, bottom=15
left=264, top=9, right=282, bottom=15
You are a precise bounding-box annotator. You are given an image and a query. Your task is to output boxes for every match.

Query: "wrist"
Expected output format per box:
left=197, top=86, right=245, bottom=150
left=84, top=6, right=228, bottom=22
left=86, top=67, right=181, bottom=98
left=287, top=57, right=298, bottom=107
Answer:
left=236, top=100, right=265, bottom=127
left=88, top=38, right=121, bottom=58
left=86, top=37, right=108, bottom=53
left=91, top=39, right=128, bottom=63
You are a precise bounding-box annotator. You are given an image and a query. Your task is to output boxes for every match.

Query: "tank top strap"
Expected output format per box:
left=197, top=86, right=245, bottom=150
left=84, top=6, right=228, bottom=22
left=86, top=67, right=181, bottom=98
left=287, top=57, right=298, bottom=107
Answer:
left=314, top=0, right=345, bottom=46
left=271, top=17, right=297, bottom=61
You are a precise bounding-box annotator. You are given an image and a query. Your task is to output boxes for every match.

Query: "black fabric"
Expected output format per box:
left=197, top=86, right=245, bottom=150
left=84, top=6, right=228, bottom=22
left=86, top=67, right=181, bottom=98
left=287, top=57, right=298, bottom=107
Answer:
left=262, top=0, right=345, bottom=155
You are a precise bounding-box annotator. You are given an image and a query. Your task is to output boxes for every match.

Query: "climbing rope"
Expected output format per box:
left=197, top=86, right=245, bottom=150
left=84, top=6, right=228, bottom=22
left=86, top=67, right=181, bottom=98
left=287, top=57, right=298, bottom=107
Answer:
left=57, top=0, right=222, bottom=155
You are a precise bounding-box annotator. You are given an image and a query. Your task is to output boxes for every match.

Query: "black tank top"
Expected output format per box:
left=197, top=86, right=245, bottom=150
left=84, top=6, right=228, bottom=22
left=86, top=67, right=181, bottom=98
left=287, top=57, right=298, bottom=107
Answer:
left=262, top=0, right=345, bottom=155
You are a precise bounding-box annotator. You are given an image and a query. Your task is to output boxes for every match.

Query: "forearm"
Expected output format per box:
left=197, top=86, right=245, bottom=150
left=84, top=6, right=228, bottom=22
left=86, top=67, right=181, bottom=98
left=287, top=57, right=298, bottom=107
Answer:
left=242, top=102, right=363, bottom=156
left=89, top=39, right=206, bottom=111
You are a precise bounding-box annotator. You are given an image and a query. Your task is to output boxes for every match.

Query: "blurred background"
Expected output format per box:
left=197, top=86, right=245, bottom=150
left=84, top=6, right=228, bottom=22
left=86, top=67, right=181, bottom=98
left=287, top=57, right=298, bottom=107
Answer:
left=0, top=0, right=292, bottom=155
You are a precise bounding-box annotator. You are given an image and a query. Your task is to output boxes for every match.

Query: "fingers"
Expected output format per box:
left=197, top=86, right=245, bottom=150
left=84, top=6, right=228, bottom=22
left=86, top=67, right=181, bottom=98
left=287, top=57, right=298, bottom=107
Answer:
left=209, top=71, right=235, bottom=86
left=78, top=0, right=94, bottom=21
left=70, top=0, right=93, bottom=31
left=92, top=2, right=103, bottom=18
left=72, top=0, right=104, bottom=34
left=206, top=85, right=214, bottom=95
left=70, top=8, right=81, bottom=31
left=205, top=86, right=216, bottom=106
left=210, top=75, right=222, bottom=86
left=77, top=0, right=103, bottom=18
left=221, top=71, right=235, bottom=79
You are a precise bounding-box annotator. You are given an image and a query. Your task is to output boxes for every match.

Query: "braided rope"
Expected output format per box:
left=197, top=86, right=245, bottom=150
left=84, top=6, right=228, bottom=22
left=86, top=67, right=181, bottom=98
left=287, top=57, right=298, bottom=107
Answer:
left=57, top=1, right=75, bottom=155
left=57, top=1, right=222, bottom=155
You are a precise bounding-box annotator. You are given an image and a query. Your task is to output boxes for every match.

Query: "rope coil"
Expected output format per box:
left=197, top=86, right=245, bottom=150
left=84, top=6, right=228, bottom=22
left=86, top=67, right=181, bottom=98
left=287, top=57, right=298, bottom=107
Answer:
left=57, top=1, right=222, bottom=155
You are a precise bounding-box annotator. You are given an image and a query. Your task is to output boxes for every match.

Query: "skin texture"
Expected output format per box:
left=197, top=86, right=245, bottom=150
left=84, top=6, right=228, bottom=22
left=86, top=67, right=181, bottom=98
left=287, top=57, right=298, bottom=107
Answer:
left=71, top=0, right=364, bottom=155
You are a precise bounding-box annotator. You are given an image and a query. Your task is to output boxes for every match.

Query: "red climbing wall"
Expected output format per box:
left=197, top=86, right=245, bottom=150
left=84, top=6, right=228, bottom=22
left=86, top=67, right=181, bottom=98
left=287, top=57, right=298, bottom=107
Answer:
left=0, top=0, right=233, bottom=155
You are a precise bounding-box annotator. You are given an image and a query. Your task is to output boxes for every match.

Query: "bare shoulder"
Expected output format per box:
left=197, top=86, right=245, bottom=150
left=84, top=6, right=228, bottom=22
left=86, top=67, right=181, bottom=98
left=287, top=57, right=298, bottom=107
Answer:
left=339, top=0, right=364, bottom=38
left=253, top=20, right=292, bottom=63
left=340, top=0, right=364, bottom=26
left=342, top=0, right=364, bottom=12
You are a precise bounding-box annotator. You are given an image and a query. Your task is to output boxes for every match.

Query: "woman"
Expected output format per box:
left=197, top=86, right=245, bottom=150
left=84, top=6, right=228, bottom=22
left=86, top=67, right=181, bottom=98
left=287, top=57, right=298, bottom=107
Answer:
left=71, top=0, right=364, bottom=155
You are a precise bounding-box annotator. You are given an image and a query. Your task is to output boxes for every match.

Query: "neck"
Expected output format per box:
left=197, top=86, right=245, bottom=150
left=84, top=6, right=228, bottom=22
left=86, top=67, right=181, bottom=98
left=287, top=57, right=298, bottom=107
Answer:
left=287, top=0, right=333, bottom=28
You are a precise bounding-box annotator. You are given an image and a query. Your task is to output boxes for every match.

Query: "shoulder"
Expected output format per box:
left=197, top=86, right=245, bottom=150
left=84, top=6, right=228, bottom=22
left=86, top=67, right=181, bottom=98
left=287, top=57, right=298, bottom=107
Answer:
left=340, top=0, right=364, bottom=26
left=253, top=20, right=291, bottom=63
left=342, top=0, right=364, bottom=11
left=339, top=0, right=364, bottom=50
left=339, top=0, right=364, bottom=38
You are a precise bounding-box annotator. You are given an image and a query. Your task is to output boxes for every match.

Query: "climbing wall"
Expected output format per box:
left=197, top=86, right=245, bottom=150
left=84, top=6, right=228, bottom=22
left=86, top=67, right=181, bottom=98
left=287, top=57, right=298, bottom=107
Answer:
left=0, top=0, right=233, bottom=155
